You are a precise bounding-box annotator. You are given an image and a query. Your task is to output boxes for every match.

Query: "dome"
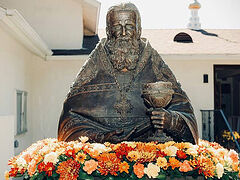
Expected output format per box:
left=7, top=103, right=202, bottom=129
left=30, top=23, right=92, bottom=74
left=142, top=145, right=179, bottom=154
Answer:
left=189, top=0, right=201, bottom=9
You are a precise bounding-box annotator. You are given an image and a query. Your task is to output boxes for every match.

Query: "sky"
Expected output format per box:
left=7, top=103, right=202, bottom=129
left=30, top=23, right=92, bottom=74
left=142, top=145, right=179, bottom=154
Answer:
left=97, top=0, right=240, bottom=29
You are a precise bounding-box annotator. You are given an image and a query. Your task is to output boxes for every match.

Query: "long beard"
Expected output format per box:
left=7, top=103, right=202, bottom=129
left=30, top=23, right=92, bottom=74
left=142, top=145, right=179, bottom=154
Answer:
left=105, top=37, right=140, bottom=71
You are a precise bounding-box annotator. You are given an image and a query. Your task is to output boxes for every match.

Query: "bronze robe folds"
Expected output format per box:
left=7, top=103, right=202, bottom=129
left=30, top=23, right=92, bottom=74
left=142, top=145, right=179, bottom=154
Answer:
left=58, top=38, right=199, bottom=144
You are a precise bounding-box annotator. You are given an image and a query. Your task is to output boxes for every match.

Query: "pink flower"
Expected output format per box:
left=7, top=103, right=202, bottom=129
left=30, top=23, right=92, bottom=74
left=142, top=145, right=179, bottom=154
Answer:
left=228, top=150, right=239, bottom=163
left=83, top=160, right=98, bottom=174
left=179, top=160, right=193, bottom=172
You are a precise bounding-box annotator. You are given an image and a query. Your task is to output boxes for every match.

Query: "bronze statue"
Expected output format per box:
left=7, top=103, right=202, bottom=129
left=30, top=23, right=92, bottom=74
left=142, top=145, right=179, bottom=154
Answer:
left=58, top=3, right=199, bottom=144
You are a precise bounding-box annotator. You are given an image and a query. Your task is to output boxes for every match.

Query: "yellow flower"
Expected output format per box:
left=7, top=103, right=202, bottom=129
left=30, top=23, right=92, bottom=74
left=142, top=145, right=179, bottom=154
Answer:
left=4, top=171, right=9, bottom=180
left=174, top=142, right=192, bottom=150
left=144, top=163, right=160, bottom=178
left=156, top=157, right=167, bottom=168
left=76, top=152, right=87, bottom=164
left=127, top=151, right=140, bottom=162
left=164, top=141, right=175, bottom=147
left=119, top=161, right=130, bottom=174
left=157, top=143, right=166, bottom=150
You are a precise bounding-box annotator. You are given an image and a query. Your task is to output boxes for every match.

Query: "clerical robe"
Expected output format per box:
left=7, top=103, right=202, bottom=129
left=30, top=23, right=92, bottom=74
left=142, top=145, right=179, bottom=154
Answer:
left=58, top=38, right=199, bottom=144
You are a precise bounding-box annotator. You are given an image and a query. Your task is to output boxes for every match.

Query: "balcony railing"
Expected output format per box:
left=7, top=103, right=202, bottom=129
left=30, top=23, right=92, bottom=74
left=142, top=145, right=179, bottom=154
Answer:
left=201, top=109, right=240, bottom=152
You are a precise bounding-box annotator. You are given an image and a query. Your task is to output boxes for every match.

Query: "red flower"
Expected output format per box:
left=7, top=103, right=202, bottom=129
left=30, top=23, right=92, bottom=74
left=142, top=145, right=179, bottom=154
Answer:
left=37, top=162, right=55, bottom=176
left=177, top=150, right=187, bottom=159
left=44, top=162, right=55, bottom=176
left=156, top=150, right=167, bottom=158
left=115, top=143, right=134, bottom=159
left=9, top=167, right=18, bottom=177
left=38, top=162, right=45, bottom=173
left=65, top=149, right=76, bottom=158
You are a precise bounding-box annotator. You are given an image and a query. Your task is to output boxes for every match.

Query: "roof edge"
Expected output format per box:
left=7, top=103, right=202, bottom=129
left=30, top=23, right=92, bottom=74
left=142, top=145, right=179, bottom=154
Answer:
left=161, top=53, right=240, bottom=61
left=0, top=7, right=52, bottom=59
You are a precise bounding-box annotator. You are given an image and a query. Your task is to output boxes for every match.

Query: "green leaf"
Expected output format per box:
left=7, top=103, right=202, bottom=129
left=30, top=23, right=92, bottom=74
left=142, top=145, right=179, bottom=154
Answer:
left=78, top=172, right=94, bottom=180
left=156, top=173, right=167, bottom=180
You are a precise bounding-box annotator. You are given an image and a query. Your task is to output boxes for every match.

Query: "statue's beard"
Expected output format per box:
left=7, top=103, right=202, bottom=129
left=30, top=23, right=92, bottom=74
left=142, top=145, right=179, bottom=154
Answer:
left=105, top=37, right=140, bottom=71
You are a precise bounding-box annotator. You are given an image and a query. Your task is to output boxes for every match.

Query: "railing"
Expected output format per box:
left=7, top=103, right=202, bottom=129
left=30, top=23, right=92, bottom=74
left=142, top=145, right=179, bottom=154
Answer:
left=201, top=109, right=240, bottom=152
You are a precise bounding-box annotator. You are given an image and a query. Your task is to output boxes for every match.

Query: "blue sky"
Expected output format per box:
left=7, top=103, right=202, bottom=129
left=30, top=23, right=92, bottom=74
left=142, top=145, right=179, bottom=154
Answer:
left=98, top=0, right=240, bottom=29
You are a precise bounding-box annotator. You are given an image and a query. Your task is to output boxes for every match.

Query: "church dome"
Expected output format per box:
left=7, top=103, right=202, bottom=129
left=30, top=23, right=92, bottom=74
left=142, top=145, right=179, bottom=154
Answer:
left=189, top=0, right=201, bottom=9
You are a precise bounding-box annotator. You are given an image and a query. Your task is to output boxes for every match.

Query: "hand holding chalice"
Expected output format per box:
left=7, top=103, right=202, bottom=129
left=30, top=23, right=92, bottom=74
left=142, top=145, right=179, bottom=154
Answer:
left=142, top=81, right=174, bottom=143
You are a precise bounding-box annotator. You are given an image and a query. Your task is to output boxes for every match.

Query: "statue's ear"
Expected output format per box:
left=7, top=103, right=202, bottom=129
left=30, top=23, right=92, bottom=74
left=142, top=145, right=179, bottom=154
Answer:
left=137, top=27, right=142, bottom=40
left=106, top=27, right=111, bottom=38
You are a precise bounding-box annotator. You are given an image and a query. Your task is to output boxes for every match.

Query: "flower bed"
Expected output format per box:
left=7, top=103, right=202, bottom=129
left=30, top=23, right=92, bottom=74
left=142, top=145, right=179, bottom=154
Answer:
left=5, top=137, right=240, bottom=180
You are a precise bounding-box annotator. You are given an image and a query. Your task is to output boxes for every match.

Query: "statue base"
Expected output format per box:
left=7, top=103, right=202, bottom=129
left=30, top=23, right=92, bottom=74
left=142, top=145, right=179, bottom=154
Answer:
left=148, top=132, right=173, bottom=143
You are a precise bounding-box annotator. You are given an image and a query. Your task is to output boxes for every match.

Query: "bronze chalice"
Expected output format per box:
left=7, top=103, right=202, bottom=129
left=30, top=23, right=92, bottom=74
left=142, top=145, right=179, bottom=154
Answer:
left=142, top=81, right=174, bottom=143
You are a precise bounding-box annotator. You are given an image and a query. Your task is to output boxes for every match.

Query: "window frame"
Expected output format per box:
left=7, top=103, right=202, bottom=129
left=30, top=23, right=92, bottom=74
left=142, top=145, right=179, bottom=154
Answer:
left=16, top=90, right=28, bottom=135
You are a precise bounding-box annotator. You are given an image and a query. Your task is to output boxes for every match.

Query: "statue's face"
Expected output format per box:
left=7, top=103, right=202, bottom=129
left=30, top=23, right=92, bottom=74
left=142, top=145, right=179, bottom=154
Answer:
left=110, top=10, right=137, bottom=40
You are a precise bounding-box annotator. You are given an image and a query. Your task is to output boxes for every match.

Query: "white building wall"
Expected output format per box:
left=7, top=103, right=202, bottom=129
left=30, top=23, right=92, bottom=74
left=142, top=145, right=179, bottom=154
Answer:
left=1, top=0, right=84, bottom=49
left=0, top=116, right=14, bottom=179
left=29, top=57, right=86, bottom=142
left=165, top=57, right=240, bottom=137
left=0, top=26, right=33, bottom=161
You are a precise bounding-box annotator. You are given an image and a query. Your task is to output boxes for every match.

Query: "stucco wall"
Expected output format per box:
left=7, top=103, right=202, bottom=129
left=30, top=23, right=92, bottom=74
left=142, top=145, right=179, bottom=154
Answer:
left=1, top=0, right=84, bottom=49
left=165, top=58, right=240, bottom=137
left=0, top=26, right=33, bottom=174
left=0, top=116, right=14, bottom=179
left=29, top=58, right=86, bottom=142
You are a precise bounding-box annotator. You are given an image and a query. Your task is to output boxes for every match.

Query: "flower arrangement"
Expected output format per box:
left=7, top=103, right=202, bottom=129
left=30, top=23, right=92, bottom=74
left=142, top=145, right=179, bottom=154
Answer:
left=5, top=137, right=240, bottom=180
left=222, top=130, right=240, bottom=142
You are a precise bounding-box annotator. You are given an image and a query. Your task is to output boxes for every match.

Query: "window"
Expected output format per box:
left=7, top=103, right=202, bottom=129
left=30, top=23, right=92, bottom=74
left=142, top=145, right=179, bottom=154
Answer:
left=16, top=90, right=27, bottom=135
left=173, top=32, right=193, bottom=43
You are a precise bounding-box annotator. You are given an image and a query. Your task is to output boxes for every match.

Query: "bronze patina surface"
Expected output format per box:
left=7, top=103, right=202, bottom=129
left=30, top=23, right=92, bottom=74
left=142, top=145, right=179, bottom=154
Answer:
left=58, top=3, right=199, bottom=144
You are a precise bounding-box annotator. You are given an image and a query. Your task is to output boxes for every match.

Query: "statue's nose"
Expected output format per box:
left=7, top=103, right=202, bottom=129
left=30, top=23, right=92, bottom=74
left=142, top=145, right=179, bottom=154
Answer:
left=122, top=26, right=126, bottom=36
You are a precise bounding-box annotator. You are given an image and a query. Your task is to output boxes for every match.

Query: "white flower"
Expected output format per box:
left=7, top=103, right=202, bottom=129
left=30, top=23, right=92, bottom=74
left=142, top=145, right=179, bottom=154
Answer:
left=44, top=152, right=59, bottom=164
left=39, top=146, right=51, bottom=155
left=224, top=156, right=232, bottom=171
left=216, top=163, right=224, bottom=179
left=91, top=143, right=111, bottom=153
left=163, top=146, right=178, bottom=156
left=79, top=136, right=89, bottom=143
left=144, top=163, right=160, bottom=178
left=16, top=157, right=27, bottom=167
left=186, top=145, right=198, bottom=157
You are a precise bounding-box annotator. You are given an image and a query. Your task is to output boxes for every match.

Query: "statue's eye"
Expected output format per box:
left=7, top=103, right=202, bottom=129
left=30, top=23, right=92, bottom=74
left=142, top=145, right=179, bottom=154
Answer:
left=126, top=25, right=134, bottom=30
left=113, top=25, right=122, bottom=31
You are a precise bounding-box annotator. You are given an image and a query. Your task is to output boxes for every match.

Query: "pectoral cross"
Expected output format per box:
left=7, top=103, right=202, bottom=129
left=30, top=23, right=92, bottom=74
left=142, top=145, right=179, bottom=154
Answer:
left=114, top=92, right=133, bottom=120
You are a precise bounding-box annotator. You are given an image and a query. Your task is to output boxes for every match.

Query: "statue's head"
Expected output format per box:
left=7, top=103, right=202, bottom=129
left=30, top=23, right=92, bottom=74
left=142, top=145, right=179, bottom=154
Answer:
left=105, top=3, right=142, bottom=72
left=106, top=3, right=142, bottom=40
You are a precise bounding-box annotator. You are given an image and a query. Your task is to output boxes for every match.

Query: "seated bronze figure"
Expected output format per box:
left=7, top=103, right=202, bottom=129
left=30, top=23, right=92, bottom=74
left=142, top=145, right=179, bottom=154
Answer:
left=58, top=3, right=199, bottom=144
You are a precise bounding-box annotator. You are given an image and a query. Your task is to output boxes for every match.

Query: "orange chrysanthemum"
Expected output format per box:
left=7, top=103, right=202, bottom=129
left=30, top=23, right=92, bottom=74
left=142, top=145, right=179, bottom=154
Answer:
left=119, top=161, right=130, bottom=174
left=168, top=157, right=180, bottom=170
left=190, top=156, right=215, bottom=178
left=56, top=159, right=81, bottom=180
left=75, top=152, right=86, bottom=164
left=97, top=153, right=120, bottom=176
left=133, top=163, right=145, bottom=179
